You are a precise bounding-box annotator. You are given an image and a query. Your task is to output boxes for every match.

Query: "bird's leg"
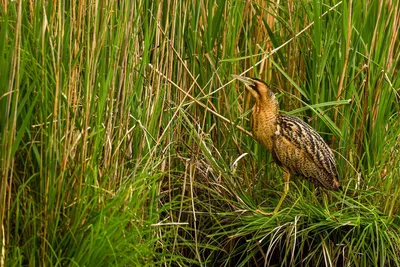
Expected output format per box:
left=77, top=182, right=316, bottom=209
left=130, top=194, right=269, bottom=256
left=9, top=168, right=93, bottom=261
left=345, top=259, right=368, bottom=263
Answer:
left=273, top=171, right=290, bottom=214
left=255, top=172, right=290, bottom=216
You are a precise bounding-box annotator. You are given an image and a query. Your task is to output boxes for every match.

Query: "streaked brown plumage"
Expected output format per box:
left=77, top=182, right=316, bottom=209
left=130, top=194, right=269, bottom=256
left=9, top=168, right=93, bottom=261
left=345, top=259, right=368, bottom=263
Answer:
left=233, top=75, right=341, bottom=213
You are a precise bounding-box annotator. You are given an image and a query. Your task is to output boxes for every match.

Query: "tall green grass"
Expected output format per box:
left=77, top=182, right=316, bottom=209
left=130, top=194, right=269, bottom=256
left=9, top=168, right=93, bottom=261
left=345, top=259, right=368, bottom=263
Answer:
left=1, top=0, right=399, bottom=266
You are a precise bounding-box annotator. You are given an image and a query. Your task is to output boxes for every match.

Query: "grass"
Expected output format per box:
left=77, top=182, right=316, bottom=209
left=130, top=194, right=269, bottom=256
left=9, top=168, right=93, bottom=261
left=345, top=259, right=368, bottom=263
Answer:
left=1, top=0, right=400, bottom=266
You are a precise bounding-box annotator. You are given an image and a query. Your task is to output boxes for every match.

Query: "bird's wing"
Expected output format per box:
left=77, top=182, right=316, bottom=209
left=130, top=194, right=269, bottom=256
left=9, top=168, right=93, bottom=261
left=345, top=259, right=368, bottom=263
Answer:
left=276, top=115, right=338, bottom=179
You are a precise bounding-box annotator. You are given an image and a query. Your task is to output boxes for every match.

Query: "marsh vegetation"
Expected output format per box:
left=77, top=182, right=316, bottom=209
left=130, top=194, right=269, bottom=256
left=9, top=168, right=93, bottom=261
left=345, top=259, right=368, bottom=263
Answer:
left=1, top=0, right=400, bottom=265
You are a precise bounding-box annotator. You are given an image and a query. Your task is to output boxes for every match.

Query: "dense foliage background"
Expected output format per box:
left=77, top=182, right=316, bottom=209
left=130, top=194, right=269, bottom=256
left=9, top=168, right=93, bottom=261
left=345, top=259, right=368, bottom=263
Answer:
left=1, top=0, right=400, bottom=265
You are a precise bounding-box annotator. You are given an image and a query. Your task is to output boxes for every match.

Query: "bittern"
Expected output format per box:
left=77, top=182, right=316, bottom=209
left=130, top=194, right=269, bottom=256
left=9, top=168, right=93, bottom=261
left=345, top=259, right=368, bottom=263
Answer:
left=233, top=75, right=341, bottom=214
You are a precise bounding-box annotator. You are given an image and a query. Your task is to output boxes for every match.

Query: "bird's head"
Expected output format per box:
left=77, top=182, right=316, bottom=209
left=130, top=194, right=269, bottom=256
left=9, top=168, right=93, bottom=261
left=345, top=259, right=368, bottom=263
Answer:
left=232, top=75, right=278, bottom=107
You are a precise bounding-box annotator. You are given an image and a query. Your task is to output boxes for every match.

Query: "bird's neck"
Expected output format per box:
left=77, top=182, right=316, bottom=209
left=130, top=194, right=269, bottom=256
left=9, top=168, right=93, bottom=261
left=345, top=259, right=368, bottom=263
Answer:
left=251, top=100, right=279, bottom=151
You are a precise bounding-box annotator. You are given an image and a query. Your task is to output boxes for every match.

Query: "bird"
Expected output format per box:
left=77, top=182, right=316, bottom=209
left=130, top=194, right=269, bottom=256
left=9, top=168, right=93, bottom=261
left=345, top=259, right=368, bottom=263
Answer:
left=233, top=75, right=341, bottom=214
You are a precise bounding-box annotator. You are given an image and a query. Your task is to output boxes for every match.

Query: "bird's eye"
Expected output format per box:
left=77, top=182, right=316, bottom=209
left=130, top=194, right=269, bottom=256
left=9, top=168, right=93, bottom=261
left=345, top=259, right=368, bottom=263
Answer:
left=250, top=84, right=260, bottom=94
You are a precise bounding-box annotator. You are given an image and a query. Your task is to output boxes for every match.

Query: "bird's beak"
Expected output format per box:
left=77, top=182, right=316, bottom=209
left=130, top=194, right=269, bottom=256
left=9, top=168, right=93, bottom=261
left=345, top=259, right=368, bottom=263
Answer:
left=232, top=75, right=256, bottom=89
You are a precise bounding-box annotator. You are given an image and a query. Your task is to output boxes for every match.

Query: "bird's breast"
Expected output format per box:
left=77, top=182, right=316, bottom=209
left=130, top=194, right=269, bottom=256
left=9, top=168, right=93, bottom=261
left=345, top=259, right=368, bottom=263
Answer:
left=251, top=107, right=277, bottom=151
